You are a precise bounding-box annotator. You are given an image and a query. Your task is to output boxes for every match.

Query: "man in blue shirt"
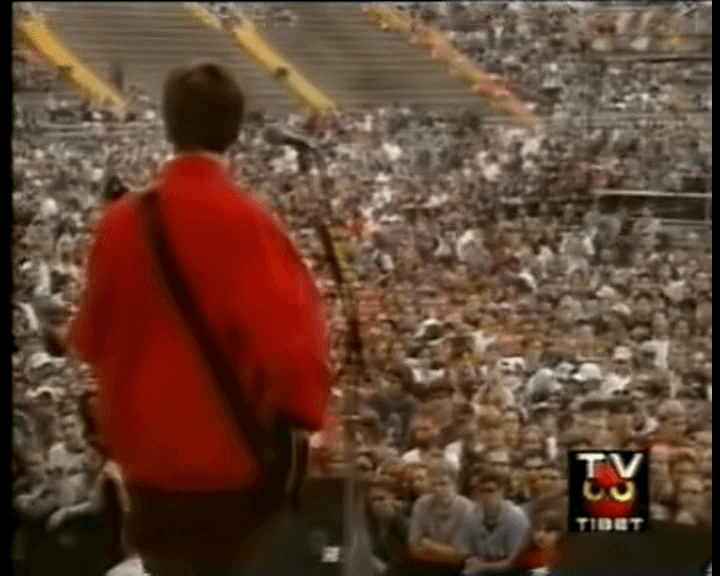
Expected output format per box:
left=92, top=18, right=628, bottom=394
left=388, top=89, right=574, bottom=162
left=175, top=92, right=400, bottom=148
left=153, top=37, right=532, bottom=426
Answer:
left=462, top=468, right=530, bottom=575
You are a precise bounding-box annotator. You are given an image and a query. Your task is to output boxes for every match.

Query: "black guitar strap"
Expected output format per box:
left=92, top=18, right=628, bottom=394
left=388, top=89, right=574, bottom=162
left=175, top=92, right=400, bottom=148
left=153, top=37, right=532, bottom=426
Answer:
left=137, top=190, right=289, bottom=496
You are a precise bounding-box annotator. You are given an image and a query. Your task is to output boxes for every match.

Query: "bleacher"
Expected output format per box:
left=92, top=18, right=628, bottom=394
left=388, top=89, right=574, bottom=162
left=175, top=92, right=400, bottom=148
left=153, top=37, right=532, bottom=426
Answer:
left=251, top=3, right=492, bottom=111
left=37, top=2, right=295, bottom=114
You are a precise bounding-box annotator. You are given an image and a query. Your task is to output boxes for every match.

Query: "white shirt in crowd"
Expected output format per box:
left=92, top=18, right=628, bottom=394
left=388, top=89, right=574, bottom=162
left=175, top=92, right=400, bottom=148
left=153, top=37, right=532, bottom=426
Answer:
left=600, top=373, right=632, bottom=396
left=402, top=448, right=459, bottom=472
left=647, top=339, right=669, bottom=372
left=443, top=440, right=485, bottom=472
left=34, top=261, right=51, bottom=297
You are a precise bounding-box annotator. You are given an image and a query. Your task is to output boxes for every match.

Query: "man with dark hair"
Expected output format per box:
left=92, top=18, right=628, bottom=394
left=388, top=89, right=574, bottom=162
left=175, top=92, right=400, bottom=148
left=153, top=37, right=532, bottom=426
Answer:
left=162, top=62, right=244, bottom=154
left=67, top=62, right=332, bottom=575
left=407, top=460, right=473, bottom=570
left=519, top=458, right=565, bottom=525
left=462, top=468, right=530, bottom=574
left=366, top=479, right=409, bottom=576
left=402, top=410, right=443, bottom=466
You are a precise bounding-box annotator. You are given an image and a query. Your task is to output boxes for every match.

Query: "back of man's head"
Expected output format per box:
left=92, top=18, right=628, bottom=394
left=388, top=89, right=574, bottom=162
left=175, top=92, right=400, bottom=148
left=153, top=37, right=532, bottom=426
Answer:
left=163, top=62, right=244, bottom=154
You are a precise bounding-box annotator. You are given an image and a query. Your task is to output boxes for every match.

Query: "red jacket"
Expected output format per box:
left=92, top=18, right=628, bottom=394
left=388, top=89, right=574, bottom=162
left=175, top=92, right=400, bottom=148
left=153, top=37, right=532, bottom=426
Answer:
left=70, top=156, right=332, bottom=492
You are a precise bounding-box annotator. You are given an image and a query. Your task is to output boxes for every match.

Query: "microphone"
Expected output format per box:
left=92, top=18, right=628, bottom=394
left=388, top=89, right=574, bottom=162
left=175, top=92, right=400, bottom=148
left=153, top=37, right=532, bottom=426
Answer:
left=264, top=127, right=315, bottom=152
left=265, top=128, right=324, bottom=175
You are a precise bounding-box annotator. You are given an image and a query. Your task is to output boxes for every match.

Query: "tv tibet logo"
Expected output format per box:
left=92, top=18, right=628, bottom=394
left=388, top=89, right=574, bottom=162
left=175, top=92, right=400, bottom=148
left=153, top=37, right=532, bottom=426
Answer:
left=568, top=451, right=649, bottom=533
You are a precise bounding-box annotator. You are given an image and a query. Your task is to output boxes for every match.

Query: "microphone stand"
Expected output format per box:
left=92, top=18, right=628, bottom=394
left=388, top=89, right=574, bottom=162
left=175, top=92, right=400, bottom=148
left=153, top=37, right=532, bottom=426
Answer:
left=270, top=131, right=367, bottom=574
left=308, top=152, right=365, bottom=576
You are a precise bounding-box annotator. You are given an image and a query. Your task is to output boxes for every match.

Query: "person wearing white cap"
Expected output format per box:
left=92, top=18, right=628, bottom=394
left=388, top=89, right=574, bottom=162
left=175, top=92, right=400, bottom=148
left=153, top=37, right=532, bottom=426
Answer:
left=596, top=284, right=619, bottom=303
left=573, top=363, right=604, bottom=394
left=600, top=346, right=633, bottom=396
left=525, top=368, right=561, bottom=404
left=39, top=197, right=59, bottom=221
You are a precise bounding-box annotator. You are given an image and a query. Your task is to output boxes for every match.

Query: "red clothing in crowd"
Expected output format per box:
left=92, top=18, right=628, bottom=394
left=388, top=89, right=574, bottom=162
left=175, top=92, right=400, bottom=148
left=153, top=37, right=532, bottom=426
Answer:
left=70, top=156, right=332, bottom=493
left=513, top=543, right=556, bottom=571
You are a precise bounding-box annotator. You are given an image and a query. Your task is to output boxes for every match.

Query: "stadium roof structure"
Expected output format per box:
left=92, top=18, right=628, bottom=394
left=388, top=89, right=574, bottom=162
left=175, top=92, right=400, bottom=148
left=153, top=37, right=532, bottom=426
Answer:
left=35, top=2, right=500, bottom=116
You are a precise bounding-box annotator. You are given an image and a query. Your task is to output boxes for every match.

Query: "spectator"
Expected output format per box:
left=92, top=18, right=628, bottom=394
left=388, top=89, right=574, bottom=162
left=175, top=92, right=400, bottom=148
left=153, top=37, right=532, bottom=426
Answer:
left=512, top=509, right=563, bottom=573
left=407, top=460, right=473, bottom=568
left=650, top=399, right=690, bottom=450
left=516, top=451, right=546, bottom=505
left=667, top=450, right=699, bottom=497
left=444, top=412, right=485, bottom=497
left=673, top=474, right=709, bottom=528
left=42, top=439, right=128, bottom=576
left=600, top=346, right=633, bottom=396
left=463, top=468, right=530, bottom=574
left=518, top=423, right=546, bottom=457
left=402, top=411, right=446, bottom=466
left=520, top=457, right=565, bottom=523
left=634, top=342, right=670, bottom=398
left=365, top=479, right=409, bottom=576
left=485, top=448, right=512, bottom=488
left=399, top=461, right=431, bottom=514
left=605, top=395, right=636, bottom=448
left=501, top=407, right=522, bottom=451
left=476, top=407, right=507, bottom=453
left=12, top=449, right=61, bottom=576
left=47, top=411, right=87, bottom=510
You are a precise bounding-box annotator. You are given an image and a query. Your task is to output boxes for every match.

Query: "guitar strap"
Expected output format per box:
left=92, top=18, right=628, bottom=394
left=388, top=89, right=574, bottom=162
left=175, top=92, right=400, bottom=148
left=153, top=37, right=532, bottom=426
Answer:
left=137, top=190, right=303, bottom=502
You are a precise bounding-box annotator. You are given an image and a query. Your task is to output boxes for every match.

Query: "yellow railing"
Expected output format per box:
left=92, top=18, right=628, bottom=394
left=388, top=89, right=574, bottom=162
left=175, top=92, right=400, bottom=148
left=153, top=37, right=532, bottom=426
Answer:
left=185, top=3, right=336, bottom=115
left=15, top=12, right=127, bottom=117
left=363, top=5, right=538, bottom=129
left=185, top=2, right=223, bottom=31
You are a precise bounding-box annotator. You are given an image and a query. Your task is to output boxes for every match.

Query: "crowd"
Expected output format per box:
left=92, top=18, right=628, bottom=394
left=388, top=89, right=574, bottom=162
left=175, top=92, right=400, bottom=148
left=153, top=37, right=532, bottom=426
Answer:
left=395, top=2, right=712, bottom=117
left=12, top=4, right=711, bottom=576
left=12, top=46, right=65, bottom=93
left=203, top=1, right=299, bottom=28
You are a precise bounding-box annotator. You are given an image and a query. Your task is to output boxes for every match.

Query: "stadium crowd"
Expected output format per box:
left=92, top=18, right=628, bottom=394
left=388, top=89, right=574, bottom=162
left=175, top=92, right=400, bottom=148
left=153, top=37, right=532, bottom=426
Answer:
left=12, top=4, right=711, bottom=576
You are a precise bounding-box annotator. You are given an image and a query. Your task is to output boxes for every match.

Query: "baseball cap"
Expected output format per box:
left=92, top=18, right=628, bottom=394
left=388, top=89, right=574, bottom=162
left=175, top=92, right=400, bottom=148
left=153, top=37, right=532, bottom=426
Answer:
left=596, top=285, right=619, bottom=301
left=574, top=363, right=603, bottom=383
left=638, top=341, right=657, bottom=357
left=613, top=347, right=633, bottom=362
left=528, top=368, right=561, bottom=400
left=609, top=303, right=632, bottom=319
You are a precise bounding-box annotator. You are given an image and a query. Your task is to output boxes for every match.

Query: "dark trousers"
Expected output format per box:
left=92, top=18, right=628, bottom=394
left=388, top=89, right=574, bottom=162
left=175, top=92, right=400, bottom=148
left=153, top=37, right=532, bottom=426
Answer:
left=127, top=484, right=289, bottom=575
